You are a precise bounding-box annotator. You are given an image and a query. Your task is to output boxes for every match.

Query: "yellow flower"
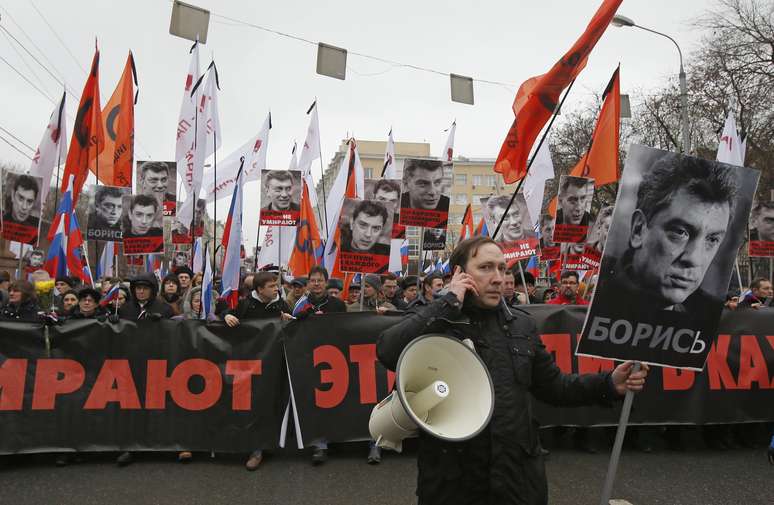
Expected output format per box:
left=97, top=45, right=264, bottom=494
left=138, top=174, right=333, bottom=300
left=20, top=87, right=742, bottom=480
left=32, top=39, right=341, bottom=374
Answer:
left=35, top=279, right=55, bottom=295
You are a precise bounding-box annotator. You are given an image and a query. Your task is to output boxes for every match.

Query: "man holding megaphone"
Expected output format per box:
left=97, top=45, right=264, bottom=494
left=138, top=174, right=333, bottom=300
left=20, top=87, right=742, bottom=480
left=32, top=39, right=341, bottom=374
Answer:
left=377, top=236, right=648, bottom=505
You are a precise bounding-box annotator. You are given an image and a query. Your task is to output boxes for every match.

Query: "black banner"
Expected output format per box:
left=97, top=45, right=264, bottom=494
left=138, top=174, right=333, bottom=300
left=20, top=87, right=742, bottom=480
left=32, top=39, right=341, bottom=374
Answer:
left=0, top=319, right=286, bottom=454
left=1, top=307, right=772, bottom=453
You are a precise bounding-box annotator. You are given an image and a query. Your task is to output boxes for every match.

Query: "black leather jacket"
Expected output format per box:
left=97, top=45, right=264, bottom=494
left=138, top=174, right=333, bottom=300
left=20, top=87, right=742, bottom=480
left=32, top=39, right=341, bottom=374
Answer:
left=377, top=292, right=618, bottom=505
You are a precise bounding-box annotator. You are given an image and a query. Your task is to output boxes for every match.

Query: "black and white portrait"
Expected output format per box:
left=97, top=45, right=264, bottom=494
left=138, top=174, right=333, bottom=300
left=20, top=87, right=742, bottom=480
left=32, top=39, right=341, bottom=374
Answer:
left=122, top=194, right=164, bottom=255
left=260, top=169, right=302, bottom=226
left=577, top=145, right=760, bottom=370
left=136, top=160, right=177, bottom=217
left=748, top=200, right=774, bottom=257
left=2, top=170, right=42, bottom=245
left=87, top=185, right=130, bottom=241
left=483, top=195, right=539, bottom=262
left=422, top=227, right=447, bottom=251
left=553, top=175, right=594, bottom=243
left=367, top=178, right=404, bottom=239
left=172, top=198, right=206, bottom=244
left=398, top=158, right=451, bottom=229
left=338, top=198, right=393, bottom=273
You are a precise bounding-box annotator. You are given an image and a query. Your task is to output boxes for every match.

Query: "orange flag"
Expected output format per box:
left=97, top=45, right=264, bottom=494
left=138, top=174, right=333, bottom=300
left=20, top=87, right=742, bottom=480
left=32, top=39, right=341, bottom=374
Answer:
left=493, top=0, right=622, bottom=184
left=61, top=46, right=105, bottom=204
left=548, top=67, right=621, bottom=216
left=288, top=180, right=323, bottom=276
left=89, top=52, right=137, bottom=187
left=458, top=204, right=474, bottom=244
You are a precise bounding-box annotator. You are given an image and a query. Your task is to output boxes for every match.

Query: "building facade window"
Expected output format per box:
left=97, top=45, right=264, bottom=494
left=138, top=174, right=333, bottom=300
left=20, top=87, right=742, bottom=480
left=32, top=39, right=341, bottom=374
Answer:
left=453, top=193, right=468, bottom=205
left=472, top=175, right=483, bottom=186
left=485, top=175, right=497, bottom=187
left=454, top=173, right=467, bottom=186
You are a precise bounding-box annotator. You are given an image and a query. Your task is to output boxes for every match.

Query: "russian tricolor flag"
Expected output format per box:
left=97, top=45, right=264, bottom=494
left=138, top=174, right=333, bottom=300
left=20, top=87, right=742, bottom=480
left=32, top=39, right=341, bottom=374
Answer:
left=100, top=284, right=121, bottom=307
left=220, top=161, right=244, bottom=309
left=44, top=176, right=73, bottom=279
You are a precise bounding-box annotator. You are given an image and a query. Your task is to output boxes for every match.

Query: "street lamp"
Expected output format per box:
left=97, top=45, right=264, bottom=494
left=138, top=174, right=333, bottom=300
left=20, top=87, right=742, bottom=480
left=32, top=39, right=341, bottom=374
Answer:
left=611, top=14, right=690, bottom=154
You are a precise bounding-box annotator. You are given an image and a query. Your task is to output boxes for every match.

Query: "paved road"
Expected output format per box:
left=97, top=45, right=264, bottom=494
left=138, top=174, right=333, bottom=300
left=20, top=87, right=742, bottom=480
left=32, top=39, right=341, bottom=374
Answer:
left=1, top=442, right=772, bottom=505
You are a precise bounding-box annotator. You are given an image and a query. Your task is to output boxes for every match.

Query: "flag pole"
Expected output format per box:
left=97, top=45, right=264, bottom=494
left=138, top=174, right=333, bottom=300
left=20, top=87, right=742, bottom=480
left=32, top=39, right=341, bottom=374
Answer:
left=314, top=101, right=330, bottom=238
left=213, top=129, right=218, bottom=270
left=492, top=78, right=577, bottom=241
left=359, top=273, right=365, bottom=311
left=16, top=242, right=24, bottom=279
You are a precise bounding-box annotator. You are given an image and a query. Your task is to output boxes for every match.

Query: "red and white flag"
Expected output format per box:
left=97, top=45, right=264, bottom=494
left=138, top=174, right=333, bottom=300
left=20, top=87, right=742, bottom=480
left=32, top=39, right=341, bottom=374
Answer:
left=716, top=110, right=746, bottom=166
left=175, top=41, right=201, bottom=169
left=29, top=91, right=67, bottom=203
left=442, top=121, right=456, bottom=165
left=205, top=112, right=271, bottom=202
left=297, top=101, right=321, bottom=210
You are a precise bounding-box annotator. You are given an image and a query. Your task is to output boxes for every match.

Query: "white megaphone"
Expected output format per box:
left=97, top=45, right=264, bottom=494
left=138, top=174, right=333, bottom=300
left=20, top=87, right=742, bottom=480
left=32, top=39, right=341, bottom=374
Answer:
left=369, top=334, right=494, bottom=452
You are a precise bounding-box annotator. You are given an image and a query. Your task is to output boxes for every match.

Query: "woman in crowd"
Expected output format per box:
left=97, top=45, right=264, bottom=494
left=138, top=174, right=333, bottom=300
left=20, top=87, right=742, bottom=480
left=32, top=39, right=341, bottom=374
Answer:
left=0, top=280, right=41, bottom=321
left=59, top=292, right=79, bottom=316
left=160, top=274, right=183, bottom=316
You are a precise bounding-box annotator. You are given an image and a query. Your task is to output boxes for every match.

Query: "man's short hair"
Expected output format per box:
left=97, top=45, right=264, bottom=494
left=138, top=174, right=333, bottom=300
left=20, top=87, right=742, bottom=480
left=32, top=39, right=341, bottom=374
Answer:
left=513, top=270, right=536, bottom=286
left=308, top=265, right=329, bottom=281
left=372, top=179, right=400, bottom=197
left=95, top=186, right=123, bottom=205
left=140, top=161, right=170, bottom=177
left=401, top=275, right=418, bottom=289
left=12, top=174, right=39, bottom=198
left=352, top=200, right=388, bottom=227
left=486, top=195, right=512, bottom=212
left=637, top=155, right=737, bottom=223
left=750, top=277, right=771, bottom=290
left=130, top=194, right=159, bottom=213
left=381, top=272, right=398, bottom=283
left=560, top=270, right=579, bottom=282
left=264, top=170, right=294, bottom=187
left=423, top=272, right=443, bottom=290
left=560, top=176, right=589, bottom=194
left=254, top=271, right=278, bottom=289
left=449, top=236, right=501, bottom=273
left=404, top=159, right=443, bottom=179
left=752, top=200, right=774, bottom=218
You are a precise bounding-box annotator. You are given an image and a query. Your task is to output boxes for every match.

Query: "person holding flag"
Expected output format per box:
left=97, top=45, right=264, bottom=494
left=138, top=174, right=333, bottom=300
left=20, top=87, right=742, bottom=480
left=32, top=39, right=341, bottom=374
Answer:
left=291, top=265, right=346, bottom=319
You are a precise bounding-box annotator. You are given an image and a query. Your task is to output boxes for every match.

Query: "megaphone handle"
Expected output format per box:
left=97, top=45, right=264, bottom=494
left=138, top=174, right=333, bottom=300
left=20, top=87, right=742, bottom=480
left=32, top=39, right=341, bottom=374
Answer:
left=598, top=362, right=641, bottom=505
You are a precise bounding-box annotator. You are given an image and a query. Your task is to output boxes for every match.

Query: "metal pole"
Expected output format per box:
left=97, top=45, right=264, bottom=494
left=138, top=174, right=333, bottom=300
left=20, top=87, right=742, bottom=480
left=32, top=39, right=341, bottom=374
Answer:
left=599, top=363, right=641, bottom=505
left=679, top=66, right=690, bottom=154
left=359, top=273, right=365, bottom=311
left=516, top=260, right=531, bottom=305
left=17, top=243, right=24, bottom=279
left=417, top=226, right=425, bottom=278
left=213, top=130, right=218, bottom=266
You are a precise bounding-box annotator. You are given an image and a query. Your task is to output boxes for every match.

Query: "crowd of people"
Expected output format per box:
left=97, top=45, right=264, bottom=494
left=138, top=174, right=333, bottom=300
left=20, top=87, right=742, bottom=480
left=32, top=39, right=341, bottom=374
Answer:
left=0, top=254, right=771, bottom=474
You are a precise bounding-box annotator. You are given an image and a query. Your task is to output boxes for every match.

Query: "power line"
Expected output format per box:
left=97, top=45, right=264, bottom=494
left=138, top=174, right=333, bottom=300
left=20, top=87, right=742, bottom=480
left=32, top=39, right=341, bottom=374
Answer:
left=0, top=27, right=49, bottom=96
left=28, top=0, right=88, bottom=76
left=0, top=133, right=33, bottom=160
left=209, top=10, right=519, bottom=90
left=0, top=53, right=53, bottom=101
left=0, top=125, right=34, bottom=152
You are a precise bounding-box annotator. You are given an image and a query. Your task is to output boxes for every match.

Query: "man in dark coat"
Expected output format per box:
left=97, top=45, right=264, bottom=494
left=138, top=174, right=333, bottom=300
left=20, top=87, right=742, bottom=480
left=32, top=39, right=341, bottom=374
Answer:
left=118, top=273, right=173, bottom=320
left=223, top=271, right=291, bottom=325
left=68, top=287, right=107, bottom=320
left=292, top=265, right=347, bottom=318
left=377, top=237, right=648, bottom=505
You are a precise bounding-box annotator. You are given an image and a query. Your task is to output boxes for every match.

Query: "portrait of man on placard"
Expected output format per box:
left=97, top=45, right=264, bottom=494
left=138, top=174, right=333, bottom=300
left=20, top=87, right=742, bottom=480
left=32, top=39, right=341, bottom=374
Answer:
left=539, top=213, right=560, bottom=261
left=748, top=200, right=774, bottom=257
left=25, top=248, right=45, bottom=272
left=422, top=227, right=447, bottom=251
left=577, top=145, right=760, bottom=370
left=399, top=158, right=451, bottom=229
left=482, top=194, right=539, bottom=263
left=122, top=194, right=164, bottom=254
left=581, top=205, right=614, bottom=269
left=2, top=170, right=42, bottom=245
left=174, top=250, right=190, bottom=268
left=136, top=160, right=177, bottom=217
left=260, top=169, right=302, bottom=226
left=338, top=198, right=393, bottom=273
left=87, top=185, right=130, bottom=241
left=367, top=178, right=405, bottom=239
left=553, top=175, right=595, bottom=243
left=172, top=198, right=206, bottom=244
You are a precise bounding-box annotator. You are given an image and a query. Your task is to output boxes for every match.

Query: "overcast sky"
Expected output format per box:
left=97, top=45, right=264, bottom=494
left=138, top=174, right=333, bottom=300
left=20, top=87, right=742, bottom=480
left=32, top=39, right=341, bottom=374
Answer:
left=0, top=0, right=715, bottom=244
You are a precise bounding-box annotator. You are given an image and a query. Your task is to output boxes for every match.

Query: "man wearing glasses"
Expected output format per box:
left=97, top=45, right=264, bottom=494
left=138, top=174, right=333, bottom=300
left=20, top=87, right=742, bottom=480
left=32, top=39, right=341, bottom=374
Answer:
left=547, top=270, right=587, bottom=305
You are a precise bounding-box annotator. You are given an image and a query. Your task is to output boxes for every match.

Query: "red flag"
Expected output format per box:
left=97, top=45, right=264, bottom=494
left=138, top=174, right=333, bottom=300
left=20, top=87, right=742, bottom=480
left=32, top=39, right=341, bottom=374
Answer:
left=570, top=66, right=620, bottom=185
left=493, top=0, right=622, bottom=183
left=458, top=204, right=474, bottom=244
left=288, top=180, right=323, bottom=276
left=61, top=46, right=105, bottom=203
left=89, top=52, right=137, bottom=187
left=547, top=67, right=621, bottom=217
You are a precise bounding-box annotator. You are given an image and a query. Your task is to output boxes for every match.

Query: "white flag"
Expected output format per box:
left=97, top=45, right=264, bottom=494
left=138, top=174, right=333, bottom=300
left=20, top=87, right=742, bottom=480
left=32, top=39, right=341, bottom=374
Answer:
left=522, top=134, right=554, bottom=230
left=175, top=41, right=201, bottom=171
left=297, top=101, right=321, bottom=175
left=98, top=241, right=115, bottom=279
left=205, top=112, right=271, bottom=202
left=442, top=121, right=456, bottom=165
left=29, top=92, right=67, bottom=203
left=716, top=110, right=746, bottom=166
left=178, top=63, right=222, bottom=226
left=382, top=128, right=396, bottom=178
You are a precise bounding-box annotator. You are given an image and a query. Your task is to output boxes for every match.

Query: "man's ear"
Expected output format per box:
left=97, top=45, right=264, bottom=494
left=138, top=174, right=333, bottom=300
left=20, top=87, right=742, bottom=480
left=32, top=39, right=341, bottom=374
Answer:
left=629, top=210, right=647, bottom=249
